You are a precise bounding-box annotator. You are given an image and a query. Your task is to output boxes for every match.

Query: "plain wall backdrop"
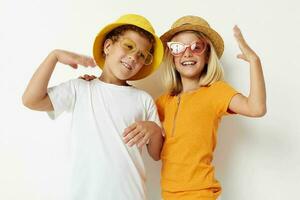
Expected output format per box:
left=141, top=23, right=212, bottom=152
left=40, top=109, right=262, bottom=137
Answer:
left=1, top=0, right=300, bottom=199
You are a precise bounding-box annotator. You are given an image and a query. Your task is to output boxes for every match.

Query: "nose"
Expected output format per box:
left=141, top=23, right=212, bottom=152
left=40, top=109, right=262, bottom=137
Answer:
left=127, top=52, right=139, bottom=62
left=183, top=47, right=193, bottom=57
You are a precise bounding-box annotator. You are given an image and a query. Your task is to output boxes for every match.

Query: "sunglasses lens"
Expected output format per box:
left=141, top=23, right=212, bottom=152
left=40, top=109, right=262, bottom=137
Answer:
left=120, top=38, right=153, bottom=65
left=168, top=40, right=207, bottom=56
left=191, top=41, right=206, bottom=53
left=121, top=39, right=136, bottom=52
left=169, top=43, right=185, bottom=55
left=144, top=54, right=153, bottom=65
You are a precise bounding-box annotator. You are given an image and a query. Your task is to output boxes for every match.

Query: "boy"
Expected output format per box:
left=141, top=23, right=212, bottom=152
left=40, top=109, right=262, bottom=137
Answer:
left=22, top=14, right=164, bottom=200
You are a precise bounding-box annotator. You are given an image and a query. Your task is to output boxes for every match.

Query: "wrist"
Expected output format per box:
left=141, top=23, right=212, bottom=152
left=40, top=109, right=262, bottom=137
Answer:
left=50, top=49, right=60, bottom=63
left=249, top=55, right=260, bottom=63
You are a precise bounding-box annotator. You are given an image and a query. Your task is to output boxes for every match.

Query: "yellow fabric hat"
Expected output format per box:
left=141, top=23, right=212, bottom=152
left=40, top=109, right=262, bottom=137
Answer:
left=160, top=15, right=224, bottom=58
left=93, top=14, right=164, bottom=80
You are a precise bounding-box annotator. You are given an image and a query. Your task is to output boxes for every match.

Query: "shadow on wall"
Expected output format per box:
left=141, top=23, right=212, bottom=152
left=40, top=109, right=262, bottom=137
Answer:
left=213, top=114, right=292, bottom=200
left=130, top=64, right=166, bottom=99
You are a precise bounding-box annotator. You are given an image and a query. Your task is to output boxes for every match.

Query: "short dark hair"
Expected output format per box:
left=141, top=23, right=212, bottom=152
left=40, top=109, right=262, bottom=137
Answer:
left=102, top=25, right=155, bottom=57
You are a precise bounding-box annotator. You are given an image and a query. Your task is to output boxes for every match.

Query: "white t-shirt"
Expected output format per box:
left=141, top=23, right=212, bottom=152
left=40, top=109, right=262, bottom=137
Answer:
left=47, top=78, right=160, bottom=200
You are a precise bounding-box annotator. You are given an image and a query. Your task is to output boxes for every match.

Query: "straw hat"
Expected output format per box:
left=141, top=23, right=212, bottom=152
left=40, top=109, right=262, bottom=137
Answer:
left=93, top=14, right=164, bottom=80
left=160, top=15, right=224, bottom=58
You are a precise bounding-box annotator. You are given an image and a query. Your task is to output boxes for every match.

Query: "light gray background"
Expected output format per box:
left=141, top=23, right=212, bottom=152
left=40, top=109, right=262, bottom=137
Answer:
left=1, top=0, right=299, bottom=199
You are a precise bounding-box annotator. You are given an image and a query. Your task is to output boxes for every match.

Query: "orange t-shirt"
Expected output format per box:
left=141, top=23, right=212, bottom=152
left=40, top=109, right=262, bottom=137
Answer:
left=156, top=81, right=238, bottom=200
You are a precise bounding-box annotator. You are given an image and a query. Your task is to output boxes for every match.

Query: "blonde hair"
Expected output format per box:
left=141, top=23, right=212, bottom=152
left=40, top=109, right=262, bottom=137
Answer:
left=162, top=31, right=224, bottom=96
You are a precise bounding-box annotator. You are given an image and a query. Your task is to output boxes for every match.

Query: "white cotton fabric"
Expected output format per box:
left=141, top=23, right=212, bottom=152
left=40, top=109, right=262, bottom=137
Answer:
left=47, top=79, right=160, bottom=200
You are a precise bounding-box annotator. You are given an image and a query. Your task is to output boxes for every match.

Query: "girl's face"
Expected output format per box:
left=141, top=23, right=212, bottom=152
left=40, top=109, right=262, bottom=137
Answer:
left=170, top=31, right=209, bottom=80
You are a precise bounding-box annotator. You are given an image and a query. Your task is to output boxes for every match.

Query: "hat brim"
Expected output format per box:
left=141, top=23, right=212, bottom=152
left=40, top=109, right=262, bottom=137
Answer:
left=160, top=24, right=224, bottom=58
left=93, top=23, right=164, bottom=80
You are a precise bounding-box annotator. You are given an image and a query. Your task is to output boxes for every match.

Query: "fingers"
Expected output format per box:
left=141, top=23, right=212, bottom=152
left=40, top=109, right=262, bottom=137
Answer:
left=236, top=54, right=246, bottom=61
left=126, top=131, right=150, bottom=148
left=56, top=50, right=97, bottom=68
left=233, top=25, right=258, bottom=62
left=162, top=129, right=166, bottom=137
left=233, top=25, right=251, bottom=50
left=84, top=74, right=96, bottom=81
left=123, top=123, right=137, bottom=137
left=78, top=74, right=97, bottom=81
left=128, top=131, right=147, bottom=147
left=69, top=63, right=78, bottom=69
left=233, top=25, right=245, bottom=43
left=123, top=122, right=150, bottom=147
left=137, top=136, right=150, bottom=148
left=123, top=121, right=159, bottom=148
left=123, top=127, right=140, bottom=144
left=87, top=57, right=97, bottom=67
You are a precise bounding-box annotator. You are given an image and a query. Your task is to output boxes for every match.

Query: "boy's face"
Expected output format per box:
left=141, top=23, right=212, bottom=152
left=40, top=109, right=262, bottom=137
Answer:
left=103, top=30, right=152, bottom=81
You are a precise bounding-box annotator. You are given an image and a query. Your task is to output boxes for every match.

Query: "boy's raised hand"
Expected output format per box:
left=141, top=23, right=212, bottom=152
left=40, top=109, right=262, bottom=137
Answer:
left=54, top=49, right=96, bottom=69
left=233, top=25, right=260, bottom=62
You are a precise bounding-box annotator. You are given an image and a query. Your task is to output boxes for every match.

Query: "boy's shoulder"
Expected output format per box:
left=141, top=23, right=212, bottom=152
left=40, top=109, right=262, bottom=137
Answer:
left=130, top=87, right=154, bottom=100
left=68, top=78, right=94, bottom=89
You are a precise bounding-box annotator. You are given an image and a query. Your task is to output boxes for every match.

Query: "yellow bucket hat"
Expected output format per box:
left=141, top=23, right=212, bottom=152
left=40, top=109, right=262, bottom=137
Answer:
left=160, top=15, right=224, bottom=58
left=93, top=14, right=164, bottom=80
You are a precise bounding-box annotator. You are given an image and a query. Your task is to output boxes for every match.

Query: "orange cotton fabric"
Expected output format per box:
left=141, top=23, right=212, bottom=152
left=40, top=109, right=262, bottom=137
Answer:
left=156, top=81, right=238, bottom=200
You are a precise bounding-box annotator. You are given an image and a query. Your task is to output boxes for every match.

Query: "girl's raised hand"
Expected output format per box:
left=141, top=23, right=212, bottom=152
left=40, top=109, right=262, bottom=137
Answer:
left=233, top=25, right=259, bottom=62
left=54, top=49, right=96, bottom=69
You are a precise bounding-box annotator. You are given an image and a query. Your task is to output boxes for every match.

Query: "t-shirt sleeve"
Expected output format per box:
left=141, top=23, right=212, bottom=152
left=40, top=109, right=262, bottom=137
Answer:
left=145, top=95, right=162, bottom=127
left=155, top=94, right=167, bottom=122
left=211, top=81, right=239, bottom=117
left=47, top=79, right=77, bottom=120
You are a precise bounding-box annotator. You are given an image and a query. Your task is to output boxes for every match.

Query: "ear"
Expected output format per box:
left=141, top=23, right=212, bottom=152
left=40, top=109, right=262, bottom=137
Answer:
left=103, top=39, right=113, bottom=55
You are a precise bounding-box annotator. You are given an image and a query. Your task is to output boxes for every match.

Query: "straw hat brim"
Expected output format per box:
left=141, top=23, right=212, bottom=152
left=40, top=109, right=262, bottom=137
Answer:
left=93, top=23, right=164, bottom=80
left=160, top=24, right=224, bottom=58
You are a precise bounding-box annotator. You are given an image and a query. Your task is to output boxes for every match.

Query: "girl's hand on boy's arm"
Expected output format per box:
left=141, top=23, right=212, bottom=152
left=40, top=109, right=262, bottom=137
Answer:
left=79, top=74, right=97, bottom=81
left=54, top=49, right=96, bottom=68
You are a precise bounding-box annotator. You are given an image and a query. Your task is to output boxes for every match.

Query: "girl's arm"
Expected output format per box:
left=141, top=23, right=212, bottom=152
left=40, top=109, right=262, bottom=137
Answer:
left=22, top=49, right=96, bottom=111
left=228, top=26, right=267, bottom=117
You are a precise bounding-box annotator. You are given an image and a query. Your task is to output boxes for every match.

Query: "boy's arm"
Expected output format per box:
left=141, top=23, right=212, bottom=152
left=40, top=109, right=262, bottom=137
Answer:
left=228, top=26, right=267, bottom=117
left=146, top=124, right=164, bottom=161
left=22, top=49, right=96, bottom=111
left=22, top=50, right=57, bottom=111
left=123, top=121, right=164, bottom=161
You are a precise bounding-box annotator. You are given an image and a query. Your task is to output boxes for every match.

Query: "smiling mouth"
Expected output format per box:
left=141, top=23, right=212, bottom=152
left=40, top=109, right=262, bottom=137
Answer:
left=181, top=61, right=197, bottom=66
left=121, top=61, right=133, bottom=70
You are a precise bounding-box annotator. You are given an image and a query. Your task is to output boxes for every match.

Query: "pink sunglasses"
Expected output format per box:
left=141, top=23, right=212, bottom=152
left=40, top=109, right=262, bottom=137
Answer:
left=167, top=40, right=207, bottom=56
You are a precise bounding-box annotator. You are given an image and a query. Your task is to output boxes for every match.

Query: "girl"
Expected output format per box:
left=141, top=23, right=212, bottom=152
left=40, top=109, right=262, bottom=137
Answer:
left=155, top=15, right=266, bottom=200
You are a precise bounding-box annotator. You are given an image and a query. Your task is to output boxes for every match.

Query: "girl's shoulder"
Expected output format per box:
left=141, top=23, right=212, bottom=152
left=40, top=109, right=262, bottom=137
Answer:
left=208, top=80, right=238, bottom=100
left=155, top=92, right=174, bottom=105
left=210, top=80, right=230, bottom=88
left=208, top=80, right=236, bottom=92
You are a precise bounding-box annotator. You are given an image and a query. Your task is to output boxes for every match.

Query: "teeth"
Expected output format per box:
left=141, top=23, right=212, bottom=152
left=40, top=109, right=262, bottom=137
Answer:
left=182, top=61, right=196, bottom=66
left=122, top=62, right=132, bottom=70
